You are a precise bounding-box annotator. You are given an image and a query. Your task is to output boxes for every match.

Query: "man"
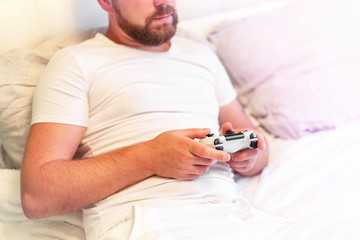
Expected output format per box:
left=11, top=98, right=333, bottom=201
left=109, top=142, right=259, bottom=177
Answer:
left=21, top=0, right=269, bottom=239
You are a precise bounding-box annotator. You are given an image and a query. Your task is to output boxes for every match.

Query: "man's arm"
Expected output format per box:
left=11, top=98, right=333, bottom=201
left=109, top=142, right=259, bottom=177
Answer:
left=21, top=123, right=230, bottom=220
left=219, top=99, right=269, bottom=176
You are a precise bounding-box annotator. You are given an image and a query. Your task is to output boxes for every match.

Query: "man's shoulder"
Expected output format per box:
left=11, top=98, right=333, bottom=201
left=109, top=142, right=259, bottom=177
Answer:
left=65, top=33, right=111, bottom=52
left=56, top=33, right=130, bottom=63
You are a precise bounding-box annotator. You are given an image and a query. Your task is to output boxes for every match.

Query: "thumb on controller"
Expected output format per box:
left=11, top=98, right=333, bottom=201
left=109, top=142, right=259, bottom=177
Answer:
left=179, top=128, right=212, bottom=140
left=220, top=122, right=234, bottom=136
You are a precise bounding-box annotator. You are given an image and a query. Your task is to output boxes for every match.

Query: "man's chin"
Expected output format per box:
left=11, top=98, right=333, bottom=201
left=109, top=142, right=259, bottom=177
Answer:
left=149, top=20, right=176, bottom=32
left=148, top=24, right=176, bottom=41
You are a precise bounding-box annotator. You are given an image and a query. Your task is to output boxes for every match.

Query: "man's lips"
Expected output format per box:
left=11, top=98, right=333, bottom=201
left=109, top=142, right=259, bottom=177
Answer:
left=152, top=13, right=173, bottom=23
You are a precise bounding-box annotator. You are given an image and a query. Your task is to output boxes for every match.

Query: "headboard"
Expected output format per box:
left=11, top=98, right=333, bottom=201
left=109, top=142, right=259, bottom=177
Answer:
left=0, top=0, right=298, bottom=54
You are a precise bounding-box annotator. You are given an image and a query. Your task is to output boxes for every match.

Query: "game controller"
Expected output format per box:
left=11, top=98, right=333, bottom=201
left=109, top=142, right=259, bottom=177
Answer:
left=199, top=130, right=258, bottom=153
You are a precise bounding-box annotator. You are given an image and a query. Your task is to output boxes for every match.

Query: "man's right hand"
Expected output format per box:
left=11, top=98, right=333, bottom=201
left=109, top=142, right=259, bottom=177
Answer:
left=146, top=128, right=231, bottom=180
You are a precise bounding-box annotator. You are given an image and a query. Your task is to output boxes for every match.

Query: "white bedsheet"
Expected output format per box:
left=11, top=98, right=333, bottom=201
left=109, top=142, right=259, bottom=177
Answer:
left=0, top=170, right=85, bottom=239
left=238, top=119, right=360, bottom=225
left=1, top=120, right=359, bottom=239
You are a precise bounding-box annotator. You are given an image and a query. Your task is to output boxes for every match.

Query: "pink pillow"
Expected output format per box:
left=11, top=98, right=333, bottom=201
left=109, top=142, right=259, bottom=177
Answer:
left=209, top=0, right=360, bottom=139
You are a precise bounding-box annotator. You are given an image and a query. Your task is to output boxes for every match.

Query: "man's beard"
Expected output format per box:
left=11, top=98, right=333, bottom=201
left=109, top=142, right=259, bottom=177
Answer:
left=112, top=3, right=178, bottom=46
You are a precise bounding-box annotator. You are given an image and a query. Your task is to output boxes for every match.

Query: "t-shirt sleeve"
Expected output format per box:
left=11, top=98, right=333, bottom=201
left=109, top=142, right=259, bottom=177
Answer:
left=31, top=48, right=89, bottom=127
left=213, top=55, right=238, bottom=107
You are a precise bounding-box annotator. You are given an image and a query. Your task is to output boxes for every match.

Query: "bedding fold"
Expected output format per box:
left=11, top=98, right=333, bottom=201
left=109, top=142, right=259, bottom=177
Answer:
left=0, top=169, right=85, bottom=239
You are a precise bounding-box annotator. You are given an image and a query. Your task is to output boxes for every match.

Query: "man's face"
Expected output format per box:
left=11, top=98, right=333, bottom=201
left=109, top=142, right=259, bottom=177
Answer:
left=112, top=0, right=178, bottom=46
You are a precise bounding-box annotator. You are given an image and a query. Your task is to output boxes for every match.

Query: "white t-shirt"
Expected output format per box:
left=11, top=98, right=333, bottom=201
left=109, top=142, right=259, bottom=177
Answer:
left=33, top=33, right=240, bottom=239
left=32, top=33, right=237, bottom=158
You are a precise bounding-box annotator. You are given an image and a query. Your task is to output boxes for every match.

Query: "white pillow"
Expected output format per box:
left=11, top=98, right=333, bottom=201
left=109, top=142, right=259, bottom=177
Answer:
left=0, top=30, right=98, bottom=169
left=0, top=140, right=4, bottom=167
left=209, top=0, right=360, bottom=139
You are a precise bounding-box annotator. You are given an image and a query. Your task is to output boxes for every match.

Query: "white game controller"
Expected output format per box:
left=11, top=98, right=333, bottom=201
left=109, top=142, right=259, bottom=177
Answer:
left=199, top=130, right=258, bottom=153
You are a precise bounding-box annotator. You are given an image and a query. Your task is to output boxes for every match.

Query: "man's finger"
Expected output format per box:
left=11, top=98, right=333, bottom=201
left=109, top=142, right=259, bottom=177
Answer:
left=188, top=140, right=230, bottom=162
left=191, top=156, right=217, bottom=166
left=175, top=128, right=212, bottom=140
left=220, top=122, right=234, bottom=136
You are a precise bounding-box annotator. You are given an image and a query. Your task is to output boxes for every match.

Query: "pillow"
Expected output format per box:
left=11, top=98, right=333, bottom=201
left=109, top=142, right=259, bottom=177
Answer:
left=0, top=29, right=99, bottom=169
left=209, top=0, right=360, bottom=139
left=0, top=140, right=4, bottom=167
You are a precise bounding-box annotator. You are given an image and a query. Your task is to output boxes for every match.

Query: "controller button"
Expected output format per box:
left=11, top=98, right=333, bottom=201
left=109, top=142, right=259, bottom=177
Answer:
left=250, top=133, right=257, bottom=139
left=225, top=133, right=244, bottom=141
left=226, top=130, right=235, bottom=135
left=214, top=139, right=223, bottom=145
left=206, top=133, right=214, bottom=137
left=216, top=146, right=224, bottom=151
left=250, top=141, right=258, bottom=148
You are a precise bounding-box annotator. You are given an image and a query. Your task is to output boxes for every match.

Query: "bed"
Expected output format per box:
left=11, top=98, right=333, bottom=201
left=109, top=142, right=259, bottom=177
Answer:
left=1, top=0, right=360, bottom=239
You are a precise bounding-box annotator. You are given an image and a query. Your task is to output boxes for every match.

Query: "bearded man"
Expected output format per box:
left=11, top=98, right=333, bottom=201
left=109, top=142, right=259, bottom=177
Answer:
left=21, top=1, right=273, bottom=239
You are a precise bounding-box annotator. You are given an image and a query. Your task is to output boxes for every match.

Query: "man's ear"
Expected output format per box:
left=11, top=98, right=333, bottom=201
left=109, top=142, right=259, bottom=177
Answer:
left=97, top=0, right=115, bottom=13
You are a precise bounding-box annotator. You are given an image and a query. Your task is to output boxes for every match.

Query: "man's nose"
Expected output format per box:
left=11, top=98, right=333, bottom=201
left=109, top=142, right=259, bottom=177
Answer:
left=154, top=0, right=175, bottom=7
